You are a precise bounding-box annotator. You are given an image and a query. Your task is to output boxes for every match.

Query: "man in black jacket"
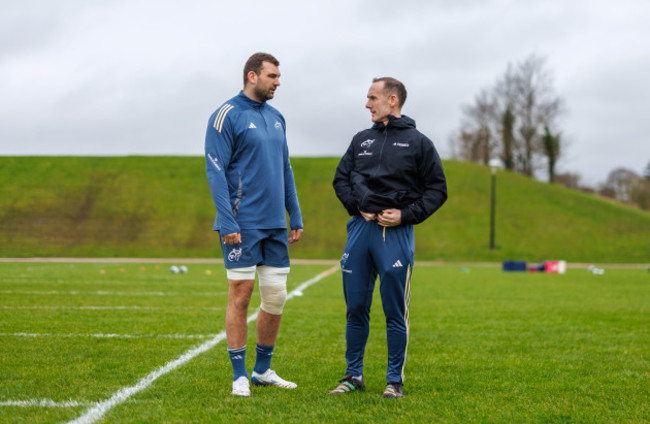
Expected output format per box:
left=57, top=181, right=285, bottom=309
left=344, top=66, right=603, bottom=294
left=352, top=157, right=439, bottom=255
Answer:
left=330, top=77, right=447, bottom=398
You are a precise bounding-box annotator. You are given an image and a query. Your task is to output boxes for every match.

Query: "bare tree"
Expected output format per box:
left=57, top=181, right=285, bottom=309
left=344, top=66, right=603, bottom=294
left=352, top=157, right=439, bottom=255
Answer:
left=459, top=89, right=498, bottom=165
left=454, top=54, right=565, bottom=179
left=508, top=55, right=564, bottom=177
left=601, top=168, right=639, bottom=203
left=600, top=167, right=650, bottom=210
left=450, top=130, right=482, bottom=162
left=630, top=178, right=650, bottom=210
left=555, top=172, right=581, bottom=189
left=598, top=185, right=617, bottom=199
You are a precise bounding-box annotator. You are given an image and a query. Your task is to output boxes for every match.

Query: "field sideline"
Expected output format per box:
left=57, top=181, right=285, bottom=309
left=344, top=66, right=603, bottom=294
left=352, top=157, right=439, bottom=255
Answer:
left=1, top=262, right=648, bottom=423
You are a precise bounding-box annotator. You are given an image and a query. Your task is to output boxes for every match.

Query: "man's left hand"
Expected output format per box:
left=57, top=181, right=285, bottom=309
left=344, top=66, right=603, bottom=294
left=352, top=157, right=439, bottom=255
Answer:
left=377, top=209, right=402, bottom=227
left=289, top=229, right=303, bottom=244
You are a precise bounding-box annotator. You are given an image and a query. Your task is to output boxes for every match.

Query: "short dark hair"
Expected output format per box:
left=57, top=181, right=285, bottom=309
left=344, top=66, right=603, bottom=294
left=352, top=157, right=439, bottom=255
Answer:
left=243, top=52, right=280, bottom=86
left=373, top=77, right=407, bottom=108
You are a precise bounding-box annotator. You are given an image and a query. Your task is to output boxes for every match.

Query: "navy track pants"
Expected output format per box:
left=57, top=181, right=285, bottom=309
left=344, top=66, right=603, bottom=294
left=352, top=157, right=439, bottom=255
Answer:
left=340, top=216, right=414, bottom=383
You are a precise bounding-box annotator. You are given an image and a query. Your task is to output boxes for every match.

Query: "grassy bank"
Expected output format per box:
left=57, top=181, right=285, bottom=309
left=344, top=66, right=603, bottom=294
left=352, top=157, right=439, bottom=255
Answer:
left=1, top=156, right=648, bottom=262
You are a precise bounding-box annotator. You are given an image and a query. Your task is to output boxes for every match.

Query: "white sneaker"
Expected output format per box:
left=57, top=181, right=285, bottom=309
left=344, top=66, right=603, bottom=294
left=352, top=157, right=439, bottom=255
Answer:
left=251, top=369, right=297, bottom=389
left=231, top=376, right=250, bottom=397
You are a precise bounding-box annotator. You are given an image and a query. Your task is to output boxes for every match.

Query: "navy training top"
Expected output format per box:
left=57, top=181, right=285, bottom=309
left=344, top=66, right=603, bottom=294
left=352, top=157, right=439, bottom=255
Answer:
left=205, top=91, right=303, bottom=235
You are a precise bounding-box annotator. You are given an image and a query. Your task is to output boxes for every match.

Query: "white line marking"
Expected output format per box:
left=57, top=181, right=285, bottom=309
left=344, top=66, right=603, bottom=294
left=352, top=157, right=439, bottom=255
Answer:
left=1, top=306, right=223, bottom=311
left=66, top=266, right=338, bottom=424
left=0, top=399, right=99, bottom=408
left=0, top=333, right=216, bottom=339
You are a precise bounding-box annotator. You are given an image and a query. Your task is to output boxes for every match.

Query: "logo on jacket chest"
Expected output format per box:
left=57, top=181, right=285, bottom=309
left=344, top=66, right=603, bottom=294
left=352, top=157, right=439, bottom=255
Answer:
left=360, top=139, right=375, bottom=148
left=358, top=139, right=375, bottom=156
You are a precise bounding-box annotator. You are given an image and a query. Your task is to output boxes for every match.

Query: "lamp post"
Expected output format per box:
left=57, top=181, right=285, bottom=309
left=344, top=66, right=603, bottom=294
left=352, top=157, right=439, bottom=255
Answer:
left=489, top=161, right=498, bottom=250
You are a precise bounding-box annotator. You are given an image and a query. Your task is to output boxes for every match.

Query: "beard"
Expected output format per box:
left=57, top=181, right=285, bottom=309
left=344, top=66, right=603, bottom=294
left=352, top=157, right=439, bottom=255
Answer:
left=254, top=86, right=274, bottom=102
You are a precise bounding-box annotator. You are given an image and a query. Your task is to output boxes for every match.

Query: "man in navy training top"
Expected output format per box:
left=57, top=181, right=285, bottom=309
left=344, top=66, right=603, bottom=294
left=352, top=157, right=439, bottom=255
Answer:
left=205, top=52, right=304, bottom=398
left=331, top=77, right=447, bottom=398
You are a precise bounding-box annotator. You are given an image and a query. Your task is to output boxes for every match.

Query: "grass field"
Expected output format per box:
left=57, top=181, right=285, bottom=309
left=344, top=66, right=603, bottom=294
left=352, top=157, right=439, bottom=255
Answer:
left=0, top=262, right=648, bottom=423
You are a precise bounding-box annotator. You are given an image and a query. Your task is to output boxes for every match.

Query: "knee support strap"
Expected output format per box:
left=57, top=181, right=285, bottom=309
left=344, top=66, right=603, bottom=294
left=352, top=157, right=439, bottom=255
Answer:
left=257, top=265, right=290, bottom=315
left=226, top=265, right=256, bottom=281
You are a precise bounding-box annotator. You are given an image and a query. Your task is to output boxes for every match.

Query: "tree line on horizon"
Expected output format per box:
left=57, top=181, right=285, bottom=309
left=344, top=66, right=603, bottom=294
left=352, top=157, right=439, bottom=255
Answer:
left=449, top=53, right=649, bottom=211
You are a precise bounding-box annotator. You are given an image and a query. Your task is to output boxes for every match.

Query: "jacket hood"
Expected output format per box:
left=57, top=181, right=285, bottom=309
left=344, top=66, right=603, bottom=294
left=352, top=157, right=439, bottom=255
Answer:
left=371, top=114, right=416, bottom=131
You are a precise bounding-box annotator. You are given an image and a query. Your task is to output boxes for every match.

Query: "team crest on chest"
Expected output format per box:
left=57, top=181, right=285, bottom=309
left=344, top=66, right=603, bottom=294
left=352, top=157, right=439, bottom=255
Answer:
left=358, top=139, right=375, bottom=156
left=360, top=139, right=375, bottom=148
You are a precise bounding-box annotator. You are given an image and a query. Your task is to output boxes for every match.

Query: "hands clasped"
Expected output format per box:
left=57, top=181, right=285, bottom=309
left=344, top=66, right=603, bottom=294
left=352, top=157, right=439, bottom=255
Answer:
left=360, top=209, right=402, bottom=227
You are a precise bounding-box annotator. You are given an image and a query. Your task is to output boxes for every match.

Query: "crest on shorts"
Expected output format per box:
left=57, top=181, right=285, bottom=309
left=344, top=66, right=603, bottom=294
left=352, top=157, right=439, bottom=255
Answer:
left=228, top=248, right=243, bottom=262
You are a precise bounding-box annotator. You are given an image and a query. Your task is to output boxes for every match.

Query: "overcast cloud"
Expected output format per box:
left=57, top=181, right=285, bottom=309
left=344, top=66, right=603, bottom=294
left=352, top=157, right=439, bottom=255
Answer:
left=1, top=0, right=649, bottom=185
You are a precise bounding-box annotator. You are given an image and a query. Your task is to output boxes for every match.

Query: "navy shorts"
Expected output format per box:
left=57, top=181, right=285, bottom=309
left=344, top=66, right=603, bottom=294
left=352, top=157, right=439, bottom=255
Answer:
left=218, top=228, right=290, bottom=269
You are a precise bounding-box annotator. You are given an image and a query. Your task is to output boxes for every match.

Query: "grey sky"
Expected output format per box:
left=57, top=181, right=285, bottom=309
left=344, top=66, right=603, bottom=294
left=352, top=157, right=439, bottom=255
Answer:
left=1, top=0, right=648, bottom=185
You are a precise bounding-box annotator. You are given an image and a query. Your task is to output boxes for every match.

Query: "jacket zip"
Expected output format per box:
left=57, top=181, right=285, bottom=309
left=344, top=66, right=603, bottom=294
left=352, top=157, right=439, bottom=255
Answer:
left=376, top=127, right=388, bottom=174
left=359, top=127, right=389, bottom=210
left=378, top=127, right=389, bottom=243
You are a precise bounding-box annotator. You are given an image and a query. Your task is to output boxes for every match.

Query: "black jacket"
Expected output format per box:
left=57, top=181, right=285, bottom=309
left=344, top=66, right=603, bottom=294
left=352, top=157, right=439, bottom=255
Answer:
left=333, top=115, right=447, bottom=225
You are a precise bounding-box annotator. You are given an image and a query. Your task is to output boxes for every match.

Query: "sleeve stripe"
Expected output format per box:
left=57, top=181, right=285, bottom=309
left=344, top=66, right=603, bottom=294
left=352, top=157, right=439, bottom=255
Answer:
left=213, top=104, right=234, bottom=133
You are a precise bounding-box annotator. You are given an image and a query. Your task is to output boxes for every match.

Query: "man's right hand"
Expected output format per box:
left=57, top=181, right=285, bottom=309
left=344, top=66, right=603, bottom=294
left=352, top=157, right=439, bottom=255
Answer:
left=359, top=210, right=377, bottom=222
left=221, top=232, right=242, bottom=245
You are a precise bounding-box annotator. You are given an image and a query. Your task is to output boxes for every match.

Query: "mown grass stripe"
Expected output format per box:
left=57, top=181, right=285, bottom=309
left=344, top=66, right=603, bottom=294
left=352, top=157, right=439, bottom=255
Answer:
left=66, top=266, right=338, bottom=424
left=0, top=290, right=229, bottom=296
left=1, top=306, right=223, bottom=311
left=0, top=399, right=99, bottom=408
left=0, top=333, right=216, bottom=339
